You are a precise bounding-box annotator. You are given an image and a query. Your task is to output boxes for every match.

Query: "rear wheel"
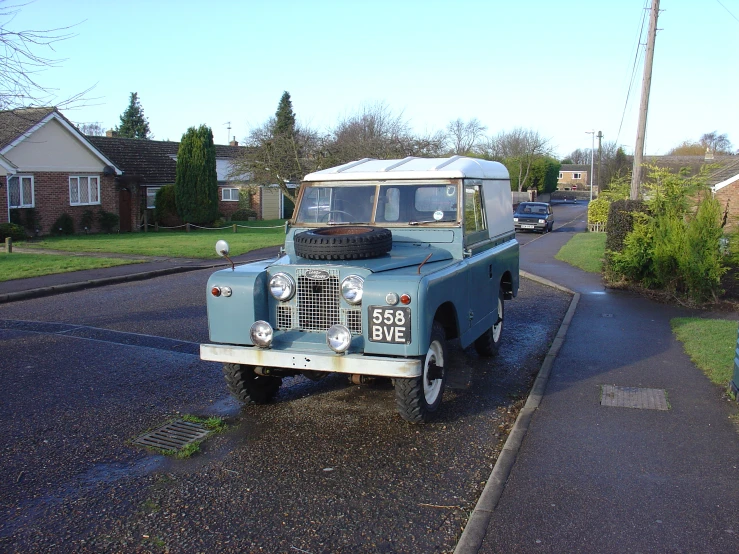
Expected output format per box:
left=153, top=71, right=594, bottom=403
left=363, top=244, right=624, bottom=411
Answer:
left=474, top=288, right=505, bottom=357
left=223, top=363, right=282, bottom=404
left=394, top=321, right=447, bottom=423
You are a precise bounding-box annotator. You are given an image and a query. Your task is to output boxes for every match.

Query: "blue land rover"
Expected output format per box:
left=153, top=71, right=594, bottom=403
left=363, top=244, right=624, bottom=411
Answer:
left=201, top=156, right=519, bottom=423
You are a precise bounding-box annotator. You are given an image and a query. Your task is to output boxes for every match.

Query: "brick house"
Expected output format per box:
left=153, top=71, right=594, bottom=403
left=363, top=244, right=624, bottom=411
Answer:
left=88, top=134, right=267, bottom=229
left=0, top=107, right=123, bottom=234
left=557, top=164, right=590, bottom=191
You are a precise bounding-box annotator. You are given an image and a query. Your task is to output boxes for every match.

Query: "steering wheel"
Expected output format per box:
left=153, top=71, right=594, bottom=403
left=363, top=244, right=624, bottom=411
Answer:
left=321, top=210, right=354, bottom=222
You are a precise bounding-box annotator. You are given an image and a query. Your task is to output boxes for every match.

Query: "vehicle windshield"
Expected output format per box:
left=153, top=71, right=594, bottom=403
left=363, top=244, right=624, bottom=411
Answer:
left=294, top=182, right=460, bottom=225
left=516, top=203, right=548, bottom=216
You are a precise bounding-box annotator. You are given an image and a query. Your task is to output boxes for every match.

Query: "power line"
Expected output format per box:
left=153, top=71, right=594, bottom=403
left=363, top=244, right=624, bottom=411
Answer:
left=616, top=0, right=650, bottom=145
left=715, top=0, right=739, bottom=23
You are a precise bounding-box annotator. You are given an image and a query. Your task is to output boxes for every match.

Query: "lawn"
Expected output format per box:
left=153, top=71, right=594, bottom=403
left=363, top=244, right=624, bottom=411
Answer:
left=17, top=220, right=287, bottom=259
left=671, top=318, right=738, bottom=387
left=0, top=253, right=141, bottom=282
left=555, top=232, right=607, bottom=273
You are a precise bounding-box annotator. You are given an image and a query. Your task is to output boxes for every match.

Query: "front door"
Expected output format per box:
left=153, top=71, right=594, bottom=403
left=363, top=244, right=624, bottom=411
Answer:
left=119, top=188, right=132, bottom=232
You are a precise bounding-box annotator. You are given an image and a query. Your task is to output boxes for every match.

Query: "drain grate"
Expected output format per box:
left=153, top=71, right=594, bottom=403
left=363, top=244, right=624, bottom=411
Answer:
left=600, top=385, right=669, bottom=411
left=133, top=419, right=211, bottom=451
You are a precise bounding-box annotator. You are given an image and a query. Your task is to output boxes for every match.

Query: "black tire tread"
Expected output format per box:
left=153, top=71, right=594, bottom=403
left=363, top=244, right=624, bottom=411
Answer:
left=223, top=363, right=281, bottom=404
left=294, top=226, right=392, bottom=260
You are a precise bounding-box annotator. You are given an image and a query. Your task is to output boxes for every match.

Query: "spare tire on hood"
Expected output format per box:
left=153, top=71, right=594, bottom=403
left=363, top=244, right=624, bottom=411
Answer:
left=294, top=226, right=392, bottom=260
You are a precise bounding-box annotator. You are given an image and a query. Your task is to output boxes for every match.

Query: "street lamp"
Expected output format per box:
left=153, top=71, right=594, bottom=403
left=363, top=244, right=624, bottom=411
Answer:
left=585, top=130, right=595, bottom=202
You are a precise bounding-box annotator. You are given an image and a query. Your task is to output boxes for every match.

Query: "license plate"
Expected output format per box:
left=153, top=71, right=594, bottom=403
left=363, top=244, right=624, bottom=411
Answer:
left=522, top=224, right=535, bottom=229
left=368, top=306, right=411, bottom=344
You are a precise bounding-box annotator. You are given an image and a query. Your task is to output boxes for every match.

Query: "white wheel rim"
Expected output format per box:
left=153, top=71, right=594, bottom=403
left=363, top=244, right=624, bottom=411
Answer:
left=492, top=297, right=503, bottom=342
left=423, top=340, right=444, bottom=404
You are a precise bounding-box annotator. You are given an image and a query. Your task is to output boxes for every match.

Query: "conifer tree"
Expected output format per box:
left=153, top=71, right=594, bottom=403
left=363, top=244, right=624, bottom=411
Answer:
left=274, top=91, right=296, bottom=137
left=175, top=125, right=218, bottom=224
left=116, top=92, right=151, bottom=139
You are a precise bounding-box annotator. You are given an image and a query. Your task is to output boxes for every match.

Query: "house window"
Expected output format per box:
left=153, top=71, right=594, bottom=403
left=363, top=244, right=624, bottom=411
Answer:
left=8, top=175, right=34, bottom=208
left=573, top=172, right=582, bottom=179
left=222, top=187, right=239, bottom=201
left=146, top=187, right=161, bottom=209
left=69, top=176, right=100, bottom=206
left=558, top=172, right=563, bottom=180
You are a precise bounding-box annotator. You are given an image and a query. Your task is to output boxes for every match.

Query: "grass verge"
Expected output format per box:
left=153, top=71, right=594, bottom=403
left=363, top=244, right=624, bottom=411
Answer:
left=555, top=232, right=606, bottom=273
left=671, top=317, right=738, bottom=386
left=18, top=220, right=286, bottom=258
left=0, top=252, right=141, bottom=282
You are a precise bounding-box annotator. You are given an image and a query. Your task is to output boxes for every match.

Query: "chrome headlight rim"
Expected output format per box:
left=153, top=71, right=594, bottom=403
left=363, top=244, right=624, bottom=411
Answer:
left=269, top=272, right=296, bottom=301
left=341, top=275, right=364, bottom=305
left=326, top=324, right=352, bottom=353
left=250, top=320, right=273, bottom=348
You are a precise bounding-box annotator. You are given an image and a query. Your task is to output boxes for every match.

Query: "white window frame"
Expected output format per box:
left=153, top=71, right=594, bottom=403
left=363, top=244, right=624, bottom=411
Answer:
left=8, top=175, right=35, bottom=208
left=573, top=172, right=582, bottom=179
left=558, top=172, right=563, bottom=180
left=221, top=187, right=239, bottom=201
left=69, top=175, right=101, bottom=206
left=146, top=187, right=161, bottom=209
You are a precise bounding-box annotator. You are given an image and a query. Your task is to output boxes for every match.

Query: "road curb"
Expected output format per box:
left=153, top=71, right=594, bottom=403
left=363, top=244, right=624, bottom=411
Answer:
left=454, top=274, right=580, bottom=554
left=0, top=264, right=217, bottom=304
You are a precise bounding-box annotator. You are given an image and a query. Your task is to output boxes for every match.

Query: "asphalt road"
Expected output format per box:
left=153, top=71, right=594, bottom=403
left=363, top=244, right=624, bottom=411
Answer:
left=0, top=211, right=576, bottom=553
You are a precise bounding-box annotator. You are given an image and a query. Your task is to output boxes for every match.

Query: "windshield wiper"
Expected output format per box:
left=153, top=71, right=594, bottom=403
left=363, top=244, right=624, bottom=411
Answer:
left=408, top=219, right=457, bottom=226
left=326, top=221, right=369, bottom=226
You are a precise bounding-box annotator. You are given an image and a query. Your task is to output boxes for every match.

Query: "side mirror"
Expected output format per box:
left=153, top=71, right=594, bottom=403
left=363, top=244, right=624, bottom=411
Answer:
left=215, top=239, right=230, bottom=257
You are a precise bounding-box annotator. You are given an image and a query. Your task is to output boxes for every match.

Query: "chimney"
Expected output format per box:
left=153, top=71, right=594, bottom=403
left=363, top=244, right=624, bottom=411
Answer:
left=229, top=136, right=239, bottom=147
left=106, top=129, right=118, bottom=138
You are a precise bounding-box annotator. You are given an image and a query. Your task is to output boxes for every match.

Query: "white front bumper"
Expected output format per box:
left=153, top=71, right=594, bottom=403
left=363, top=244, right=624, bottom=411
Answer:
left=200, top=344, right=422, bottom=378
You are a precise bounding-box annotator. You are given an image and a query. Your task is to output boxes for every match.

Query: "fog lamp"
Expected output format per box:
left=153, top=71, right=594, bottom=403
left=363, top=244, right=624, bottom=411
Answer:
left=326, top=324, right=352, bottom=353
left=250, top=320, right=273, bottom=348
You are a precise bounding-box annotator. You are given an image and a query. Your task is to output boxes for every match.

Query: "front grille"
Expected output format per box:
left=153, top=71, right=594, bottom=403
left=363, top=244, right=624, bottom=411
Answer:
left=342, top=308, right=362, bottom=334
left=276, top=305, right=294, bottom=330
left=296, top=268, right=340, bottom=331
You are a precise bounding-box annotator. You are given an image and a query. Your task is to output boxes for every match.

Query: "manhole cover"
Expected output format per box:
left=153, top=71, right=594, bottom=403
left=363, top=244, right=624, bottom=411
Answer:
left=600, top=385, right=669, bottom=410
left=134, top=419, right=211, bottom=451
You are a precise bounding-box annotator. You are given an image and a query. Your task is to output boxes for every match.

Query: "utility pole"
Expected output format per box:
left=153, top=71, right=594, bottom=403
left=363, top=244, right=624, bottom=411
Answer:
left=597, top=130, right=603, bottom=193
left=586, top=130, right=595, bottom=202
left=630, top=0, right=660, bottom=200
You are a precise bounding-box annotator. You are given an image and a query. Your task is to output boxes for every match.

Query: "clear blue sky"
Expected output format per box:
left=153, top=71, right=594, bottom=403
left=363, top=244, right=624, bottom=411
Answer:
left=11, top=0, right=739, bottom=157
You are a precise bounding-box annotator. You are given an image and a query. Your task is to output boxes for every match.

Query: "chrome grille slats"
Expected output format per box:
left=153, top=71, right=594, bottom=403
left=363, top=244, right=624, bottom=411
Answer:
left=276, top=305, right=294, bottom=330
left=296, top=268, right=340, bottom=331
left=342, top=308, right=362, bottom=334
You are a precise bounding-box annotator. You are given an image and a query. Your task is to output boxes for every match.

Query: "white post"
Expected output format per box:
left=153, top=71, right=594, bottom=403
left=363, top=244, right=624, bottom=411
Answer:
left=585, top=130, right=595, bottom=202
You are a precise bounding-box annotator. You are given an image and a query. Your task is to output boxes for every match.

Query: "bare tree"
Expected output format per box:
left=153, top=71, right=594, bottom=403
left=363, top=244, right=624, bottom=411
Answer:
left=699, top=131, right=732, bottom=154
left=445, top=118, right=487, bottom=155
left=230, top=118, right=322, bottom=203
left=564, top=148, right=591, bottom=165
left=484, top=128, right=552, bottom=191
left=0, top=0, right=90, bottom=110
left=77, top=121, right=105, bottom=136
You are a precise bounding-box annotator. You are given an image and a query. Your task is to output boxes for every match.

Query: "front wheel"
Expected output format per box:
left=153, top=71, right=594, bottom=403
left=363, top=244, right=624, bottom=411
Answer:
left=474, top=288, right=505, bottom=357
left=394, top=321, right=447, bottom=423
left=223, top=363, right=282, bottom=404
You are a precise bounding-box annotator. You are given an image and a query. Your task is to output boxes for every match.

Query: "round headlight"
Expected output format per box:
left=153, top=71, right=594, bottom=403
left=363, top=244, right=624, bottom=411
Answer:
left=341, top=275, right=364, bottom=305
left=326, top=324, right=352, bottom=353
left=269, top=272, right=295, bottom=301
left=250, top=320, right=273, bottom=348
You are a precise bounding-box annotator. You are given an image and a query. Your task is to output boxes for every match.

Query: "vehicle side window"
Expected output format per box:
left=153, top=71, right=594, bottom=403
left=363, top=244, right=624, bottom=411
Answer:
left=464, top=185, right=486, bottom=235
left=414, top=186, right=457, bottom=213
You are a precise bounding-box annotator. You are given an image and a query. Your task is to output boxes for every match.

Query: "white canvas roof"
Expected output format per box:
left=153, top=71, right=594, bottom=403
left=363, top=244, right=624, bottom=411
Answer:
left=303, top=156, right=509, bottom=182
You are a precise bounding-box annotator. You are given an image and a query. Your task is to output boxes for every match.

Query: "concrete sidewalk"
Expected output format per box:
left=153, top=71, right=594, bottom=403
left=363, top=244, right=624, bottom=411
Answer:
left=0, top=246, right=281, bottom=303
left=457, top=220, right=739, bottom=552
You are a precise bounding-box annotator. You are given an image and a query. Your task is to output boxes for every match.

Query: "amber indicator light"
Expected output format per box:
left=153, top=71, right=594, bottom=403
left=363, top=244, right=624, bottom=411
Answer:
left=400, top=294, right=411, bottom=305
left=211, top=286, right=222, bottom=297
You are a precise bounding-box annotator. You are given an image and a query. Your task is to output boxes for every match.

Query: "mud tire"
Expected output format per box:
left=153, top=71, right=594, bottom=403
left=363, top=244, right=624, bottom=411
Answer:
left=474, top=288, right=505, bottom=357
left=294, top=226, right=392, bottom=260
left=223, top=363, right=282, bottom=404
left=394, top=321, right=447, bottom=423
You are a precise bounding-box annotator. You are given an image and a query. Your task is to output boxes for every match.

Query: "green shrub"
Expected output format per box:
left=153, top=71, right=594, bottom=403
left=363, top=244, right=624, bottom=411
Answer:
left=51, top=213, right=75, bottom=235
left=0, top=222, right=26, bottom=242
left=9, top=210, right=22, bottom=226
left=605, top=199, right=648, bottom=253
left=81, top=209, right=95, bottom=231
left=22, top=208, right=40, bottom=233
left=154, top=185, right=178, bottom=223
left=230, top=208, right=257, bottom=221
left=97, top=210, right=119, bottom=233
left=588, top=198, right=610, bottom=225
